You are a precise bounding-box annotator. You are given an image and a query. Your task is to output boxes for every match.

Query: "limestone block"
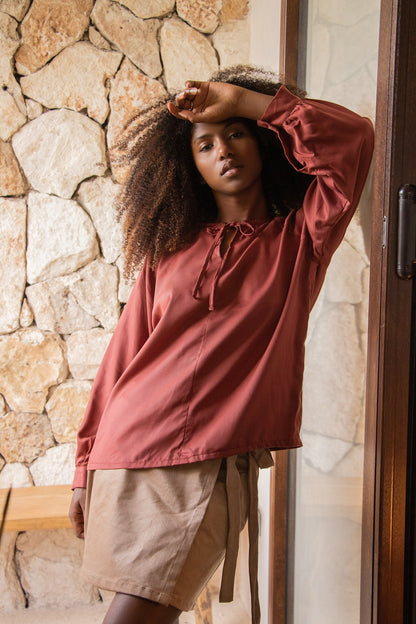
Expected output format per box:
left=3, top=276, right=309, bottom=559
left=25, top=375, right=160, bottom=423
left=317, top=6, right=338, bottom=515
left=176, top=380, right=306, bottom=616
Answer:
left=212, top=18, right=250, bottom=67
left=333, top=444, right=364, bottom=478
left=66, top=328, right=113, bottom=380
left=358, top=266, right=370, bottom=335
left=113, top=0, right=174, bottom=18
left=355, top=184, right=373, bottom=254
left=12, top=109, right=107, bottom=199
left=305, top=277, right=326, bottom=346
left=0, top=11, right=17, bottom=47
left=0, top=461, right=33, bottom=487
left=26, top=192, right=98, bottom=284
left=89, top=25, right=111, bottom=50
left=0, top=411, right=55, bottom=463
left=160, top=18, right=218, bottom=93
left=303, top=303, right=365, bottom=441
left=305, top=22, right=330, bottom=99
left=0, top=0, right=30, bottom=20
left=326, top=16, right=379, bottom=87
left=116, top=254, right=137, bottom=303
left=220, top=0, right=249, bottom=22
left=71, top=259, right=120, bottom=331
left=25, top=98, right=43, bottom=119
left=299, top=456, right=321, bottom=477
left=107, top=58, right=167, bottom=182
left=0, top=532, right=26, bottom=612
left=15, top=529, right=99, bottom=608
left=26, top=261, right=119, bottom=334
left=77, top=176, right=123, bottom=263
left=46, top=380, right=92, bottom=443
left=0, top=10, right=19, bottom=64
left=318, top=0, right=378, bottom=26
left=325, top=241, right=366, bottom=304
left=176, top=0, right=222, bottom=33
left=0, top=140, right=25, bottom=196
left=20, top=42, right=123, bottom=124
left=0, top=197, right=26, bottom=334
left=301, top=431, right=352, bottom=473
left=0, top=328, right=68, bottom=413
left=25, top=274, right=100, bottom=335
left=344, top=213, right=369, bottom=262
left=19, top=298, right=33, bottom=327
left=92, top=0, right=162, bottom=78
left=15, top=0, right=94, bottom=75
left=0, top=14, right=24, bottom=116
left=323, top=64, right=377, bottom=120
left=29, top=443, right=76, bottom=485
left=1, top=69, right=25, bottom=110
left=0, top=89, right=26, bottom=141
left=368, top=57, right=378, bottom=86
left=354, top=406, right=366, bottom=445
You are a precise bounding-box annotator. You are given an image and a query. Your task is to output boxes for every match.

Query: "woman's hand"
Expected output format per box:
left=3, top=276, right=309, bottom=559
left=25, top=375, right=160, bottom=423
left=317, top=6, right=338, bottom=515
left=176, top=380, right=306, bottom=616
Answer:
left=69, top=487, right=86, bottom=539
left=167, top=81, right=273, bottom=123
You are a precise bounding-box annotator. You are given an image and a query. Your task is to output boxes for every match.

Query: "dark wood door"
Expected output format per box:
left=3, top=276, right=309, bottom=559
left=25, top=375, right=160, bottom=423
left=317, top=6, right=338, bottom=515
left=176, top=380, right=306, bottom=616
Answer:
left=362, top=0, right=416, bottom=619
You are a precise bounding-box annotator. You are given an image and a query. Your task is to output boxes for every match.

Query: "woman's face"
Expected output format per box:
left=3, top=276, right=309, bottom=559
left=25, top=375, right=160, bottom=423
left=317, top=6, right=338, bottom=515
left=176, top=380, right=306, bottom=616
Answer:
left=190, top=118, right=263, bottom=200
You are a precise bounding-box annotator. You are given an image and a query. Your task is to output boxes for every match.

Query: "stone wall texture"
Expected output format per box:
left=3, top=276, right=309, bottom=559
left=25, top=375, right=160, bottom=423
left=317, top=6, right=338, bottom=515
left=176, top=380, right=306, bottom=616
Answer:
left=0, top=0, right=249, bottom=614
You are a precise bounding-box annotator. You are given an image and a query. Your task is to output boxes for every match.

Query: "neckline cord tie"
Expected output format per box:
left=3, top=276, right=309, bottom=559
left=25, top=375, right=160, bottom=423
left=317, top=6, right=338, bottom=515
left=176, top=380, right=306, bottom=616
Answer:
left=192, top=222, right=259, bottom=311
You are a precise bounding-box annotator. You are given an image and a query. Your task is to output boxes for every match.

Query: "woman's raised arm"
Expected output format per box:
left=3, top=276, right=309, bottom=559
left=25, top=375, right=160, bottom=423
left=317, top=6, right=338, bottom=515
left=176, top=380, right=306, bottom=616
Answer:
left=167, top=80, right=273, bottom=123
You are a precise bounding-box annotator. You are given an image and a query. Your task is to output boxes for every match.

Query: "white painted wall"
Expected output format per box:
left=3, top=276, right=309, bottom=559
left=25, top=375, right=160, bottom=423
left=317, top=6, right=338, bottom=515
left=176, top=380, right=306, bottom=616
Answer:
left=249, top=0, right=281, bottom=71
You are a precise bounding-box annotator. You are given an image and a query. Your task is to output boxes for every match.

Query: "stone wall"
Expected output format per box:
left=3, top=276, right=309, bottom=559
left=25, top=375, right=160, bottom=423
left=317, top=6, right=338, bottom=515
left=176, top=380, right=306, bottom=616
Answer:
left=0, top=0, right=250, bottom=613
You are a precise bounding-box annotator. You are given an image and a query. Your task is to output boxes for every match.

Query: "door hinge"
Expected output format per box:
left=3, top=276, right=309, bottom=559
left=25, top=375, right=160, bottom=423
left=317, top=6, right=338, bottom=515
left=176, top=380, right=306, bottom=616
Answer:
left=397, top=184, right=416, bottom=279
left=382, top=216, right=388, bottom=249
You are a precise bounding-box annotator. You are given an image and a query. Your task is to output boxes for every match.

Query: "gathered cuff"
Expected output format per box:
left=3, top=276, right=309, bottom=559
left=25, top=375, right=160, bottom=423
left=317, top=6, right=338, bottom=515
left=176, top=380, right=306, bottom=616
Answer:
left=72, top=464, right=88, bottom=489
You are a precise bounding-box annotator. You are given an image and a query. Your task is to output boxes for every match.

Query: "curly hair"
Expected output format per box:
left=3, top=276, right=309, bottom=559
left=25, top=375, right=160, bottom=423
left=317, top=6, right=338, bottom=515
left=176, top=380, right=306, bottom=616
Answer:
left=115, top=65, right=314, bottom=276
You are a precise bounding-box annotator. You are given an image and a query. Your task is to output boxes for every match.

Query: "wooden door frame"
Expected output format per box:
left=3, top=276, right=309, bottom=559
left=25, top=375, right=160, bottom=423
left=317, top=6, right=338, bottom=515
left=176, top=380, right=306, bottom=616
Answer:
left=361, top=0, right=416, bottom=621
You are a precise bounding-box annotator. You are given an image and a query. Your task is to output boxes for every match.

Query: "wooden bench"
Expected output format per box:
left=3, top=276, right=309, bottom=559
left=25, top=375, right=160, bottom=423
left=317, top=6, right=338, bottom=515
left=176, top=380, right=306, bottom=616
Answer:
left=0, top=485, right=73, bottom=532
left=1, top=475, right=363, bottom=531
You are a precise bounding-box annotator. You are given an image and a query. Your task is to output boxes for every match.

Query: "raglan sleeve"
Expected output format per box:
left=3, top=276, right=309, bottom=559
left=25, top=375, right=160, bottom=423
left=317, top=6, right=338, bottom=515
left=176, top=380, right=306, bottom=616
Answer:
left=72, top=261, right=155, bottom=489
left=258, top=85, right=374, bottom=261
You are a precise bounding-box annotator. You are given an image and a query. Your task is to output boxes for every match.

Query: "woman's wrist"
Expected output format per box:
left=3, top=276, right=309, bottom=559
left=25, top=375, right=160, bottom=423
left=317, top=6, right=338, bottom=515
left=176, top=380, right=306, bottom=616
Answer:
left=236, top=87, right=274, bottom=121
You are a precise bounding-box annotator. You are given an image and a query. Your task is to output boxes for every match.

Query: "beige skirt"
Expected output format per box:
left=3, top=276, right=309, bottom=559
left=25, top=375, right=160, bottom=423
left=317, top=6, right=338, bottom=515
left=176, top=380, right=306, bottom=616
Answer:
left=81, top=451, right=273, bottom=621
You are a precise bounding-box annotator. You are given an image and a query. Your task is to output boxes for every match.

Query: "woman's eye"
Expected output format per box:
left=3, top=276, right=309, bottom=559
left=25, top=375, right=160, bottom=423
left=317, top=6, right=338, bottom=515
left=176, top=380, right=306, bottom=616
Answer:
left=230, top=131, right=243, bottom=139
left=200, top=143, right=212, bottom=152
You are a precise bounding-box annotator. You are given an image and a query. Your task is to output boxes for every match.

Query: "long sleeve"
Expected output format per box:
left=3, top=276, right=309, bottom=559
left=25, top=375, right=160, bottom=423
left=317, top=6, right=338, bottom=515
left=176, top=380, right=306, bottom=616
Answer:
left=258, top=85, right=374, bottom=261
left=72, top=262, right=155, bottom=488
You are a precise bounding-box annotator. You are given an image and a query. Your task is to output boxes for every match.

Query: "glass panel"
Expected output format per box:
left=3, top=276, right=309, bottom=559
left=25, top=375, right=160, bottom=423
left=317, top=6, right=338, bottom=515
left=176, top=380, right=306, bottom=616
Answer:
left=293, top=2, right=380, bottom=623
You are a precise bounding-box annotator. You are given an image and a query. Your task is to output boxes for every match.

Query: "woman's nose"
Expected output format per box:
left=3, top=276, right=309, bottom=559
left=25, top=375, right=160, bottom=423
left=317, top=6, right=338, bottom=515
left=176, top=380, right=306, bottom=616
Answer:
left=218, top=140, right=232, bottom=159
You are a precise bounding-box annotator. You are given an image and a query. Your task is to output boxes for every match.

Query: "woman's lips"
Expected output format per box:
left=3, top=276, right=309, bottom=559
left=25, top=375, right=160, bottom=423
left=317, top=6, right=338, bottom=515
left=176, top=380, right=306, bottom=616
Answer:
left=221, top=160, right=242, bottom=176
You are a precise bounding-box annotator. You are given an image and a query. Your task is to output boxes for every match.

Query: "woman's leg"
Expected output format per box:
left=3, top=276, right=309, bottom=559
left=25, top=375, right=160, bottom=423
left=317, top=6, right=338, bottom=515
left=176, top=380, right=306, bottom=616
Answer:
left=102, top=593, right=181, bottom=624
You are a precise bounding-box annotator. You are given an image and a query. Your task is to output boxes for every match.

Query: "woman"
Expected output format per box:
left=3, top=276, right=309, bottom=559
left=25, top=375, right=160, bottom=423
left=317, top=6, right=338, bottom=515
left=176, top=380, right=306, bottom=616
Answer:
left=69, top=66, right=374, bottom=624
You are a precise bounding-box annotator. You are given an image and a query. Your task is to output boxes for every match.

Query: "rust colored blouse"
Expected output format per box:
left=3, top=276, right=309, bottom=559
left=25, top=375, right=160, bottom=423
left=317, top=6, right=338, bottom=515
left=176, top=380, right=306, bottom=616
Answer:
left=73, top=87, right=374, bottom=489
